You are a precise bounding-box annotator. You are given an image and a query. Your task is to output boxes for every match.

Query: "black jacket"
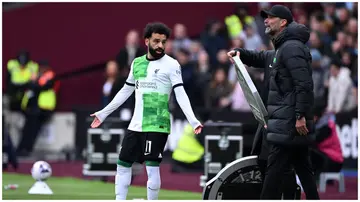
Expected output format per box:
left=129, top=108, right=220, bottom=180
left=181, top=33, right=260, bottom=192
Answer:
left=266, top=22, right=314, bottom=146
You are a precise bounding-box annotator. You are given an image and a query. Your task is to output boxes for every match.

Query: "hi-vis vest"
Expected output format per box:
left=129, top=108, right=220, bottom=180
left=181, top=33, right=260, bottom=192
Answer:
left=225, top=14, right=254, bottom=38
left=7, top=59, right=39, bottom=84
left=21, top=70, right=57, bottom=111
left=172, top=124, right=204, bottom=164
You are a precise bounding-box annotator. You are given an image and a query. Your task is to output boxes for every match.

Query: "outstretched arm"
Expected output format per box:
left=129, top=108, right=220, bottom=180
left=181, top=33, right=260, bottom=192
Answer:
left=171, top=64, right=202, bottom=134
left=230, top=48, right=273, bottom=68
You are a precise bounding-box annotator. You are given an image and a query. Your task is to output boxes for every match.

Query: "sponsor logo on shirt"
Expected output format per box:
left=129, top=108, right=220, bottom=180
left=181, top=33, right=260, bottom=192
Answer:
left=136, top=81, right=158, bottom=89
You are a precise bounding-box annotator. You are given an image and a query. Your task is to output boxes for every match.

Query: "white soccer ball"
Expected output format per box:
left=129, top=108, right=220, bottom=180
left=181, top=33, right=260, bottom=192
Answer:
left=31, top=161, right=52, bottom=181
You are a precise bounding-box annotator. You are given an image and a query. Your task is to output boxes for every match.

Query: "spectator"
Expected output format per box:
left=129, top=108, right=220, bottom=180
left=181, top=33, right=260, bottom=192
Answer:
left=225, top=3, right=256, bottom=39
left=346, top=18, right=358, bottom=39
left=6, top=50, right=39, bottom=111
left=240, top=25, right=264, bottom=50
left=327, top=60, right=357, bottom=113
left=204, top=67, right=233, bottom=110
left=291, top=3, right=306, bottom=22
left=175, top=48, right=200, bottom=107
left=345, top=34, right=356, bottom=55
left=311, top=49, right=326, bottom=100
left=322, top=3, right=337, bottom=24
left=102, top=60, right=119, bottom=107
left=336, top=31, right=347, bottom=48
left=200, top=19, right=228, bottom=67
left=17, top=60, right=58, bottom=156
left=231, top=82, right=251, bottom=112
left=254, top=2, right=271, bottom=48
left=216, top=49, right=232, bottom=74
left=341, top=51, right=353, bottom=68
left=311, top=101, right=343, bottom=179
left=227, top=37, right=246, bottom=85
left=308, top=31, right=333, bottom=57
left=164, top=39, right=175, bottom=58
left=336, top=7, right=350, bottom=28
left=115, top=30, right=146, bottom=71
left=189, top=40, right=204, bottom=62
left=194, top=51, right=212, bottom=90
left=172, top=23, right=192, bottom=54
left=230, top=37, right=245, bottom=50
left=192, top=51, right=211, bottom=108
left=331, top=40, right=343, bottom=61
left=298, top=13, right=309, bottom=28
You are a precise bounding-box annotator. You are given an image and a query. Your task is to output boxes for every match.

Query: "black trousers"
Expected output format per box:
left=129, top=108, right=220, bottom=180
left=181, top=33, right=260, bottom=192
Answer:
left=260, top=144, right=320, bottom=200
left=258, top=159, right=299, bottom=199
left=253, top=126, right=299, bottom=199
left=17, top=109, right=52, bottom=153
left=3, top=126, right=18, bottom=170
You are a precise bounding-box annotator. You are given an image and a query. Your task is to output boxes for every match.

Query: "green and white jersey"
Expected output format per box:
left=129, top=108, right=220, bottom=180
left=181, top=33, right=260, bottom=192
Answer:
left=126, top=54, right=183, bottom=133
left=95, top=54, right=201, bottom=134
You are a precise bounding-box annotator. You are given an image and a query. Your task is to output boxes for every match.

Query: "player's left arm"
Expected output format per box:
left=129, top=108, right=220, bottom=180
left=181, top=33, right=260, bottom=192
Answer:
left=170, top=63, right=203, bottom=134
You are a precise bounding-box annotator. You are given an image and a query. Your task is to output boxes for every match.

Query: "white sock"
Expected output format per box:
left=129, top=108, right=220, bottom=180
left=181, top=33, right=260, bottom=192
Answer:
left=146, top=166, right=161, bottom=200
left=115, top=164, right=132, bottom=200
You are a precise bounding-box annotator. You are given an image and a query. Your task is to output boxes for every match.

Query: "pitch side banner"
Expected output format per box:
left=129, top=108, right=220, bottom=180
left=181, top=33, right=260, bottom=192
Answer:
left=335, top=108, right=358, bottom=169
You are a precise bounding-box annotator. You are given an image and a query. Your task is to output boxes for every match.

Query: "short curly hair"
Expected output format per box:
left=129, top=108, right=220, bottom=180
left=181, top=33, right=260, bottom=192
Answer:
left=143, top=22, right=171, bottom=39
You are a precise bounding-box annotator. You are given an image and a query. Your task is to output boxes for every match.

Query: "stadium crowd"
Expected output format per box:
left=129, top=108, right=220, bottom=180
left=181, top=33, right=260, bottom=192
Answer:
left=104, top=2, right=358, bottom=116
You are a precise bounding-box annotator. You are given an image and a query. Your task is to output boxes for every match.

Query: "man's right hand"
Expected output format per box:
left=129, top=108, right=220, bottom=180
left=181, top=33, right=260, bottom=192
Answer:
left=296, top=117, right=309, bottom=135
left=227, top=50, right=240, bottom=64
left=90, top=114, right=101, bottom=128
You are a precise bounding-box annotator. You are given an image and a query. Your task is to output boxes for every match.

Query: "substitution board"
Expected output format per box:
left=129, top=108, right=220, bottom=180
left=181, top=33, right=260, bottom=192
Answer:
left=232, top=56, right=268, bottom=126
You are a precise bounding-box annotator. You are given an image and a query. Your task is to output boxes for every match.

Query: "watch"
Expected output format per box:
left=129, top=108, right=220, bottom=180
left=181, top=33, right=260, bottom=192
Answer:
left=296, top=113, right=303, bottom=120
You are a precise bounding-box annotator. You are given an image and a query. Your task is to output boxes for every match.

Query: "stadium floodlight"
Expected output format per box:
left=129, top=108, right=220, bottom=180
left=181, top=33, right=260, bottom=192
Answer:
left=232, top=56, right=268, bottom=126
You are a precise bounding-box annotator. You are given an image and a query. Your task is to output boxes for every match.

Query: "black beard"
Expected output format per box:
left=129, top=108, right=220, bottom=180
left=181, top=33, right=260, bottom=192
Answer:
left=148, top=46, right=165, bottom=59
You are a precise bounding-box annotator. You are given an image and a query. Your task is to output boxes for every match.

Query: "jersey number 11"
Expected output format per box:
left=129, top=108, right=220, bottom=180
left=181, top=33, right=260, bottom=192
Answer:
left=144, top=140, right=152, bottom=155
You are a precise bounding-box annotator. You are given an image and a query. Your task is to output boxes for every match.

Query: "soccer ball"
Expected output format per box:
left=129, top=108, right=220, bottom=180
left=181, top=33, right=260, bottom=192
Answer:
left=31, top=161, right=52, bottom=181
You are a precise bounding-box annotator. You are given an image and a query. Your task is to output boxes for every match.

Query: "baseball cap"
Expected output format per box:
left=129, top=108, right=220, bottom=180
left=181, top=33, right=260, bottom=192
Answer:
left=261, top=5, right=293, bottom=24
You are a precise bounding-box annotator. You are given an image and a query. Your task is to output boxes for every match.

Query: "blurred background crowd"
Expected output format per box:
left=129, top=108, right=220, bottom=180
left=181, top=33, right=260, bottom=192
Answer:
left=4, top=2, right=358, bottom=115
left=104, top=2, right=358, bottom=115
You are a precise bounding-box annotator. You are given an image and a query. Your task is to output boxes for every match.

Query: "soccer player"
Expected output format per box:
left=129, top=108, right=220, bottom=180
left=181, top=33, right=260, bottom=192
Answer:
left=90, top=22, right=203, bottom=200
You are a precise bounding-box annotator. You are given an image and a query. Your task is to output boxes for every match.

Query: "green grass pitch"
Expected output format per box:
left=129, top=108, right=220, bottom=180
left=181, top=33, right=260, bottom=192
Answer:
left=3, top=173, right=202, bottom=200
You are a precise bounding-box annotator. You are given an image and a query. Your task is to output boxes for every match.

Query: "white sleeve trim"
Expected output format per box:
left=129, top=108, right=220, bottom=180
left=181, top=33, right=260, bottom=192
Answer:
left=94, top=83, right=135, bottom=123
left=174, top=86, right=201, bottom=129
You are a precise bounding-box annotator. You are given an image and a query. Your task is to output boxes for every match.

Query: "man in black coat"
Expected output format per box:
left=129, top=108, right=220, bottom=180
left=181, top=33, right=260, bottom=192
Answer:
left=227, top=26, right=297, bottom=200
left=228, top=5, right=319, bottom=200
